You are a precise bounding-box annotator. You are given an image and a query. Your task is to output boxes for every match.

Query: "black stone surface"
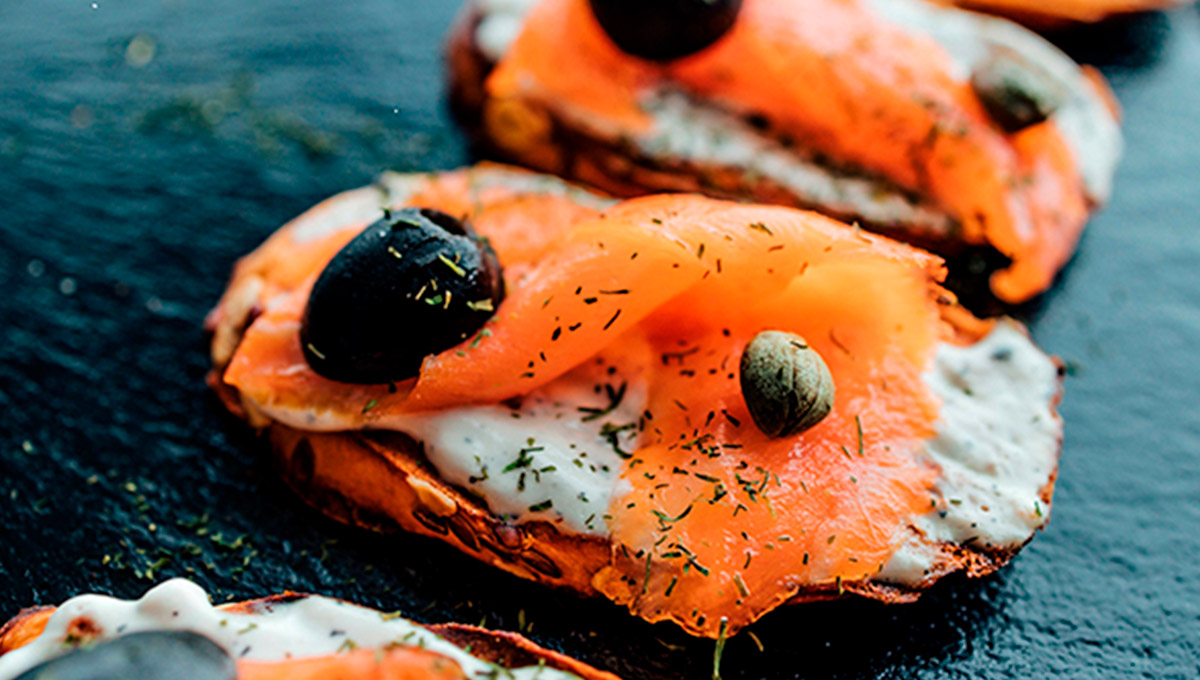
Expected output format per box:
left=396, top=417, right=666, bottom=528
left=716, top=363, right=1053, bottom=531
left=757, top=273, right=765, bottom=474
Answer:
left=0, top=2, right=1197, bottom=678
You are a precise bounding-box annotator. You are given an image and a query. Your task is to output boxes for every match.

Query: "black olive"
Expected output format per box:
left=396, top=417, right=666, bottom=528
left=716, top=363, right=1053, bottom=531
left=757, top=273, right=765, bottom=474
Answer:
left=14, top=631, right=235, bottom=680
left=971, top=48, right=1064, bottom=133
left=300, top=207, right=504, bottom=383
left=588, top=0, right=743, bottom=62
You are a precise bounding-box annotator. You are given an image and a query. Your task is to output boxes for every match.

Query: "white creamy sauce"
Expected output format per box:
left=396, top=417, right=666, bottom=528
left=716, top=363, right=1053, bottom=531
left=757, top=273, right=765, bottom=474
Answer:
left=0, top=580, right=580, bottom=680
left=382, top=361, right=646, bottom=535
left=879, top=320, right=1061, bottom=584
left=255, top=356, right=647, bottom=536
left=638, top=90, right=955, bottom=235
left=472, top=0, right=1119, bottom=205
left=473, top=0, right=539, bottom=62
left=289, top=185, right=392, bottom=244
left=863, top=0, right=1121, bottom=202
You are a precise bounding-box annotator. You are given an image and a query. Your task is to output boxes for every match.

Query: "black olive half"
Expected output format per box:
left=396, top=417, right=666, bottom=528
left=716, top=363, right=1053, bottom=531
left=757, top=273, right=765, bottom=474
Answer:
left=300, top=207, right=504, bottom=384
left=971, top=48, right=1064, bottom=133
left=14, top=631, right=236, bottom=680
left=588, top=0, right=743, bottom=62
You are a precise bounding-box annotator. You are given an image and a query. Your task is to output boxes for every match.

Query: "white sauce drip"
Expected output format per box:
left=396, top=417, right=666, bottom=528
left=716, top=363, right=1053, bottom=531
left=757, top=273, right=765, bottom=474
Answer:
left=255, top=354, right=647, bottom=536
left=473, top=0, right=539, bottom=62
left=471, top=0, right=1120, bottom=204
left=879, top=320, right=1061, bottom=584
left=383, top=359, right=647, bottom=535
left=0, top=579, right=580, bottom=680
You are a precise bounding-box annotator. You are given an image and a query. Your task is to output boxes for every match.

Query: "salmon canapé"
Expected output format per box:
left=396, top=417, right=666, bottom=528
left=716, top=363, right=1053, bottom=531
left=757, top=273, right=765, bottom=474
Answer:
left=447, top=0, right=1123, bottom=303
left=0, top=580, right=617, bottom=680
left=206, top=165, right=1063, bottom=638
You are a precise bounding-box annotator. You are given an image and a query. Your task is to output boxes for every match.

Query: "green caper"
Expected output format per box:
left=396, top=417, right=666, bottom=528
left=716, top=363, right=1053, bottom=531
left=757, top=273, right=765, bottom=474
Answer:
left=740, top=331, right=835, bottom=438
left=971, top=47, right=1065, bottom=133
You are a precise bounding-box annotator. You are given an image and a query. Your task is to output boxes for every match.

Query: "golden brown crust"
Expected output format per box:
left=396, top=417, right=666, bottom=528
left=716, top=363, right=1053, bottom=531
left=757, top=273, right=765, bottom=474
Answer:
left=0, top=596, right=619, bottom=680
left=266, top=426, right=610, bottom=596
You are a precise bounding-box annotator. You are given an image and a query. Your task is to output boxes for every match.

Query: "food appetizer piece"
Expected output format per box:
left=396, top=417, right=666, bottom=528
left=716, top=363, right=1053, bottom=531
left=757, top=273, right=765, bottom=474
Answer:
left=943, top=0, right=1190, bottom=27
left=206, top=164, right=1064, bottom=638
left=446, top=0, right=1122, bottom=303
left=0, top=579, right=615, bottom=680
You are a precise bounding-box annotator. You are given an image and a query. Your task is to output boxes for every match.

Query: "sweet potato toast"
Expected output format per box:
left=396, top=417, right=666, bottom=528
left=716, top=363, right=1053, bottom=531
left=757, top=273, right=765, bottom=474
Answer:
left=0, top=579, right=617, bottom=680
left=446, top=0, right=1123, bottom=303
left=206, top=164, right=1063, bottom=638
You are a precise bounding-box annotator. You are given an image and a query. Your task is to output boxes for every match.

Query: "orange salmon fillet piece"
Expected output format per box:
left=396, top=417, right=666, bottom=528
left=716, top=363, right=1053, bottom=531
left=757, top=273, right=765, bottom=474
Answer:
left=237, top=647, right=468, bottom=680
left=486, top=0, right=1091, bottom=302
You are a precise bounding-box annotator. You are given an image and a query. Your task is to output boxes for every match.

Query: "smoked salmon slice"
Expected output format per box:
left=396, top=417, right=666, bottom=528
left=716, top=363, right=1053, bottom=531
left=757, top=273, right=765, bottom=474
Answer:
left=448, top=0, right=1122, bottom=303
left=206, top=165, right=1063, bottom=638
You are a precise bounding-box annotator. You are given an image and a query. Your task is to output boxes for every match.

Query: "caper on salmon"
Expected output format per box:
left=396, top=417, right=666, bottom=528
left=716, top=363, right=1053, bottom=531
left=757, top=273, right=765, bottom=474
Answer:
left=14, top=631, right=235, bottom=680
left=300, top=207, right=504, bottom=383
left=972, top=47, right=1064, bottom=133
left=588, top=0, right=742, bottom=62
left=740, top=330, right=834, bottom=438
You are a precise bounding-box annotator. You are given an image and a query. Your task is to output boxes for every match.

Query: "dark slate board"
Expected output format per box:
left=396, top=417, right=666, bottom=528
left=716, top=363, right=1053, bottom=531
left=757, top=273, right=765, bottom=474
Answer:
left=0, top=2, right=1197, bottom=678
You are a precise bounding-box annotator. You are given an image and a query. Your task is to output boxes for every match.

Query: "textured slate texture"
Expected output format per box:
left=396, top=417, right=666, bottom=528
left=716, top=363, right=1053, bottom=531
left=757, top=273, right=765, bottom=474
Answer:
left=0, top=1, right=1197, bottom=678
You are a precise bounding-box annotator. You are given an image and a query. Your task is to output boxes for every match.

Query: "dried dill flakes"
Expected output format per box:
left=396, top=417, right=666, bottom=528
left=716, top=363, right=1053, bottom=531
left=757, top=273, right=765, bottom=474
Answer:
left=829, top=329, right=851, bottom=355
left=579, top=382, right=627, bottom=422
left=652, top=504, right=694, bottom=526
left=503, top=445, right=543, bottom=473
left=527, top=499, right=553, bottom=513
left=361, top=399, right=379, bottom=414
left=856, top=414, right=865, bottom=456
left=604, top=309, right=622, bottom=330
left=437, top=253, right=466, bottom=277
left=712, top=618, right=729, bottom=680
left=748, top=222, right=773, bottom=236
left=466, top=298, right=494, bottom=312
left=733, top=573, right=751, bottom=598
left=466, top=327, right=492, bottom=349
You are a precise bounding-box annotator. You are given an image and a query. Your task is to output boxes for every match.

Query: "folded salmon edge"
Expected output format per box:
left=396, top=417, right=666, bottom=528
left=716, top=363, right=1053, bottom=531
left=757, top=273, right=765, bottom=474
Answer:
left=202, top=166, right=1063, bottom=639
left=0, top=595, right=620, bottom=680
